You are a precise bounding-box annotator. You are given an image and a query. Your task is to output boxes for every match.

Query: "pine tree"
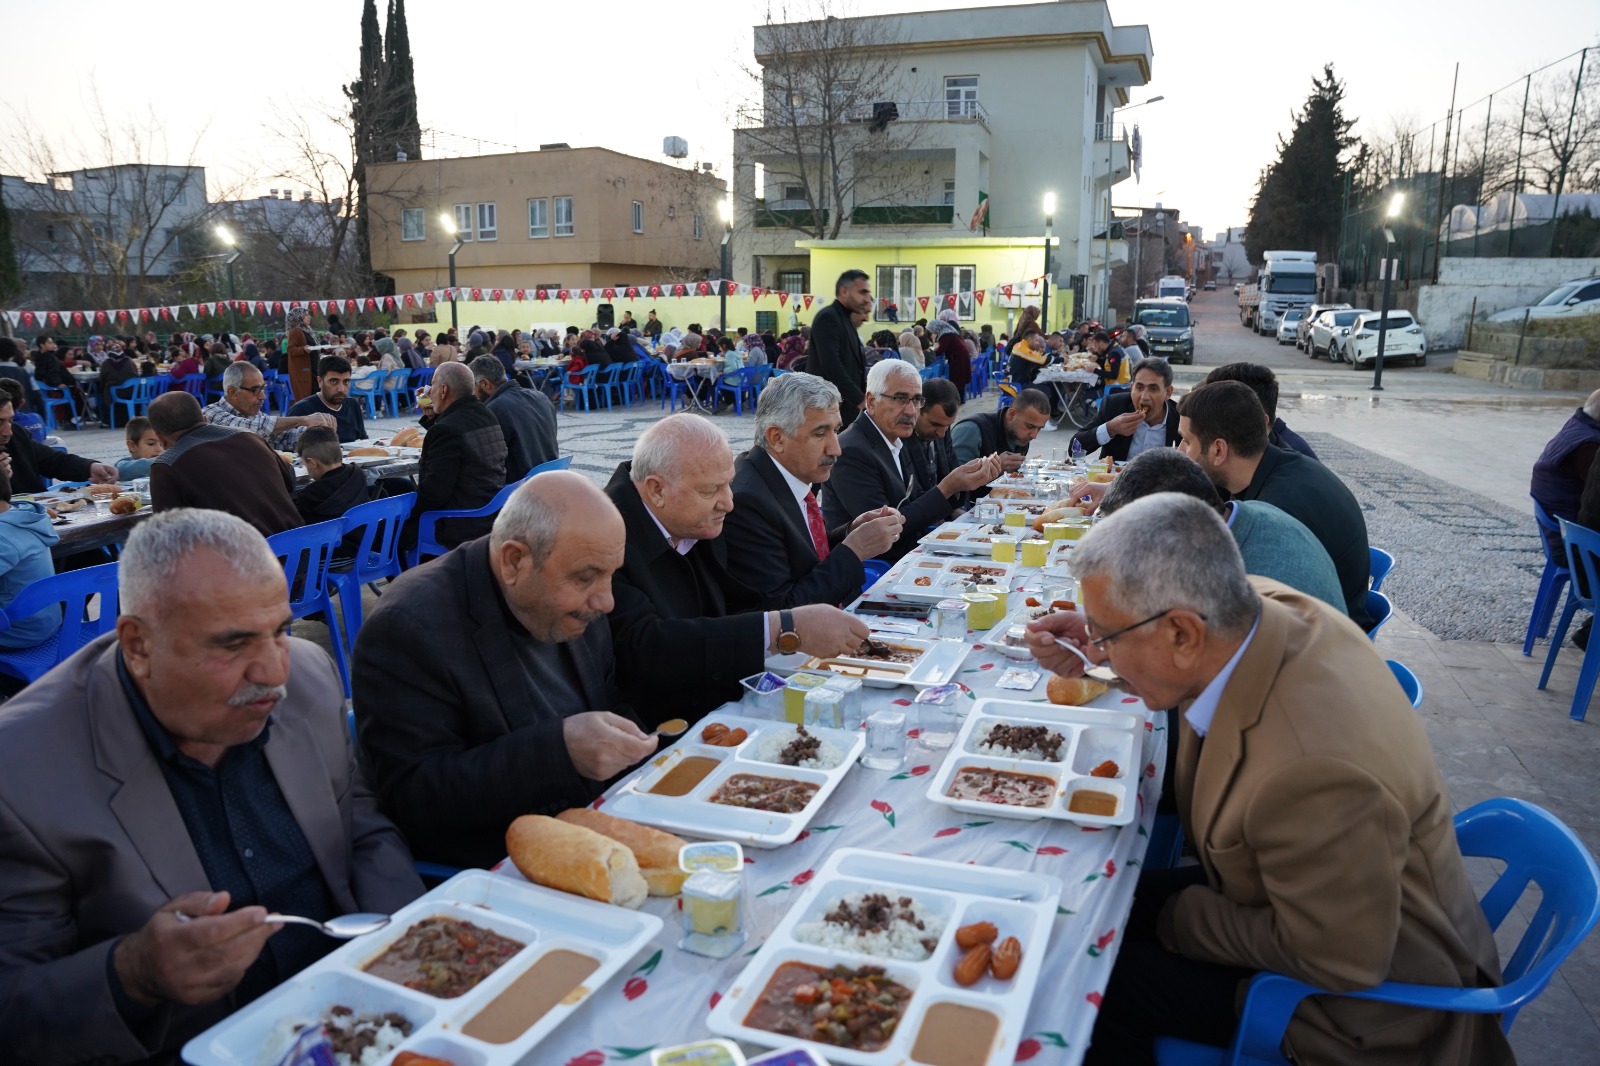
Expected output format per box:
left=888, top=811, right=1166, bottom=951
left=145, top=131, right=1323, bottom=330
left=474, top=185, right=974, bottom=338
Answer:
left=1245, top=65, right=1366, bottom=263
left=0, top=178, right=22, bottom=314
left=345, top=0, right=385, bottom=291
left=385, top=0, right=421, bottom=159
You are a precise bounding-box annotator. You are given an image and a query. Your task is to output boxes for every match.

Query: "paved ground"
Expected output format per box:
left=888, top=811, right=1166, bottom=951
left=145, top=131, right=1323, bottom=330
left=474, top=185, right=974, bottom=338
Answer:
left=37, top=332, right=1600, bottom=1058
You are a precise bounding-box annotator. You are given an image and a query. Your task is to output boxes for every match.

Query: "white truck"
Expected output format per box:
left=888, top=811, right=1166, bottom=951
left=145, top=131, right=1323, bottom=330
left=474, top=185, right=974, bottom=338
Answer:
left=1157, top=275, right=1188, bottom=301
left=1237, top=251, right=1319, bottom=334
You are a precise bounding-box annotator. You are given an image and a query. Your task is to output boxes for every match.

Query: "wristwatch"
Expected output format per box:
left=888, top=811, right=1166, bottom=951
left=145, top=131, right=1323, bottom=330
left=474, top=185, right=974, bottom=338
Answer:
left=776, top=610, right=802, bottom=655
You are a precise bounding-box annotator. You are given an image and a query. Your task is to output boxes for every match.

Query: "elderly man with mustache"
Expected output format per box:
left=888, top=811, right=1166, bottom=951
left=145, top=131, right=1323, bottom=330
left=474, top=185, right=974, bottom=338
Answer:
left=0, top=509, right=421, bottom=1065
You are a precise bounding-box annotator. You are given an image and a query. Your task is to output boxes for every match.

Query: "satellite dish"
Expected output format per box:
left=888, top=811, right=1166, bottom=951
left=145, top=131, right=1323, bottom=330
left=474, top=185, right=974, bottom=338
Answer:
left=663, top=136, right=688, bottom=159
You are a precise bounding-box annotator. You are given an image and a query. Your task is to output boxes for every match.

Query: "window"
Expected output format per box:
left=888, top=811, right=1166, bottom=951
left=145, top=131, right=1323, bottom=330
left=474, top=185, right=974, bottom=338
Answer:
left=875, top=265, right=915, bottom=322
left=945, top=76, right=979, bottom=118
left=163, top=177, right=188, bottom=205
left=401, top=208, right=425, bottom=241
left=781, top=184, right=806, bottom=203
left=554, top=196, right=574, bottom=237
left=631, top=200, right=644, bottom=233
left=942, top=180, right=957, bottom=207
left=777, top=270, right=807, bottom=293
left=936, top=265, right=976, bottom=319
left=476, top=202, right=497, bottom=241
left=528, top=198, right=549, bottom=238
left=453, top=203, right=474, bottom=241
left=693, top=212, right=704, bottom=240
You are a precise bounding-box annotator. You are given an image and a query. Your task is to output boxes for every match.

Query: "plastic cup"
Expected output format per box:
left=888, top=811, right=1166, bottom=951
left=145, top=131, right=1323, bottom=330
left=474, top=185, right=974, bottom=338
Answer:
left=1003, top=511, right=1025, bottom=528
left=1020, top=540, right=1048, bottom=567
left=962, top=591, right=999, bottom=630
left=1042, top=522, right=1069, bottom=542
left=862, top=709, right=907, bottom=771
left=991, top=539, right=1016, bottom=563
left=934, top=598, right=969, bottom=640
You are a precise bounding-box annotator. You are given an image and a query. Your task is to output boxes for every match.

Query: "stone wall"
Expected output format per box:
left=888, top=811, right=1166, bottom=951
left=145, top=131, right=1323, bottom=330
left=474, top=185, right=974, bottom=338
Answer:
left=1415, top=257, right=1600, bottom=349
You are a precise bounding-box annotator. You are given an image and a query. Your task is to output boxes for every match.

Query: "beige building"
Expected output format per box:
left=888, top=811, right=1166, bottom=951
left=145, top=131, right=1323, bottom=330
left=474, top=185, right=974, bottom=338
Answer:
left=366, top=146, right=727, bottom=295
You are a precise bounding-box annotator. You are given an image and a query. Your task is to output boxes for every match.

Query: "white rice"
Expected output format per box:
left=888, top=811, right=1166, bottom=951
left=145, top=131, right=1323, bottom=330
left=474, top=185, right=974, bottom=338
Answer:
left=970, top=719, right=1068, bottom=762
left=792, top=892, right=947, bottom=961
left=750, top=727, right=845, bottom=770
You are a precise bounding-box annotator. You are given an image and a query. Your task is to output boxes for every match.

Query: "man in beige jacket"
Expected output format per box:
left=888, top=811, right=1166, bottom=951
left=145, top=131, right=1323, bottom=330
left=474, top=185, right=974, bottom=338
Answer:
left=1027, top=493, right=1511, bottom=1066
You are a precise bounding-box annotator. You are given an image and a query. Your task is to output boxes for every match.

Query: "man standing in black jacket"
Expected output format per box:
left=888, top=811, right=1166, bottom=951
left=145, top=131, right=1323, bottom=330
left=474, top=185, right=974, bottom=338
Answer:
left=807, top=269, right=873, bottom=427
left=469, top=355, right=558, bottom=482
left=411, top=362, right=507, bottom=551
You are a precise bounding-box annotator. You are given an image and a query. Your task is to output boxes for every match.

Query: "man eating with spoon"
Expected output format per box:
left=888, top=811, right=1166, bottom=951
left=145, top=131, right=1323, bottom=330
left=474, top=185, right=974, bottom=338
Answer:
left=0, top=509, right=421, bottom=1065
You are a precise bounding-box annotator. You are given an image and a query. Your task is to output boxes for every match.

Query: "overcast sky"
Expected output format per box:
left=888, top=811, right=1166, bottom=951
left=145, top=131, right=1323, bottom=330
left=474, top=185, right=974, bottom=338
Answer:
left=5, top=0, right=1596, bottom=242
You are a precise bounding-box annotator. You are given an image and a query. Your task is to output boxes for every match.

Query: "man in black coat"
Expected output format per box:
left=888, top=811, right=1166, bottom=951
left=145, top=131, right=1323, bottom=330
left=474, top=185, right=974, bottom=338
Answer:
left=1201, top=362, right=1319, bottom=460
left=820, top=359, right=1000, bottom=562
left=605, top=413, right=869, bottom=727
left=352, top=472, right=659, bottom=869
left=806, top=269, right=873, bottom=427
left=411, top=361, right=507, bottom=550
left=724, top=373, right=903, bottom=608
left=469, top=355, right=558, bottom=482
left=950, top=389, right=1051, bottom=474
left=1072, top=357, right=1181, bottom=462
left=906, top=377, right=968, bottom=510
left=0, top=396, right=116, bottom=493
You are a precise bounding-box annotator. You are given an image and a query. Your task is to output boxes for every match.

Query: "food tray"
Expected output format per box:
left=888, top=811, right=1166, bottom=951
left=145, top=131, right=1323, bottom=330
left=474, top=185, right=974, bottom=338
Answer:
left=800, top=635, right=973, bottom=688
left=980, top=475, right=1071, bottom=502
left=925, top=699, right=1141, bottom=827
left=918, top=521, right=1044, bottom=557
left=603, top=712, right=865, bottom=849
left=182, top=869, right=662, bottom=1066
left=706, top=848, right=1062, bottom=1066
left=980, top=596, right=1081, bottom=659
left=890, top=557, right=1016, bottom=601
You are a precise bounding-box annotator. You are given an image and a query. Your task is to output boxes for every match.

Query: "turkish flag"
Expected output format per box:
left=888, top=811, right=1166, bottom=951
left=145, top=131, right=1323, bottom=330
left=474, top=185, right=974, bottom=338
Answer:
left=777, top=291, right=789, bottom=306
left=648, top=285, right=663, bottom=298
left=725, top=282, right=739, bottom=297
left=425, top=291, right=438, bottom=304
left=696, top=282, right=711, bottom=297
left=345, top=299, right=358, bottom=313
left=72, top=311, right=87, bottom=327
left=579, top=289, right=593, bottom=302
left=601, top=288, right=616, bottom=300
left=751, top=287, right=765, bottom=301
left=535, top=289, right=548, bottom=301
left=557, top=289, right=570, bottom=303
left=490, top=289, right=503, bottom=302
left=402, top=293, right=416, bottom=308
left=974, top=290, right=986, bottom=306
left=1002, top=284, right=1014, bottom=299
left=382, top=296, right=395, bottom=310
left=626, top=286, right=640, bottom=298
left=802, top=295, right=814, bottom=310
left=19, top=311, right=34, bottom=328
left=671, top=284, right=687, bottom=297
left=470, top=288, right=483, bottom=301
left=945, top=294, right=957, bottom=308
left=918, top=296, right=930, bottom=312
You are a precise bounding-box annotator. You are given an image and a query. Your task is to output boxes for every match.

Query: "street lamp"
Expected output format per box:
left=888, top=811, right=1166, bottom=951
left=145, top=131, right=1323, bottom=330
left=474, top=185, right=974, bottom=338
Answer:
left=1102, top=94, right=1163, bottom=321
left=215, top=224, right=242, bottom=338
left=440, top=212, right=464, bottom=332
left=1040, top=192, right=1056, bottom=332
left=1372, top=191, right=1405, bottom=392
left=718, top=199, right=733, bottom=333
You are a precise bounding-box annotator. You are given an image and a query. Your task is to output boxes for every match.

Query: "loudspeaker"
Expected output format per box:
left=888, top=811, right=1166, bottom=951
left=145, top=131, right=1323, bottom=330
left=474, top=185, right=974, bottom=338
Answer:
left=595, top=303, right=615, bottom=329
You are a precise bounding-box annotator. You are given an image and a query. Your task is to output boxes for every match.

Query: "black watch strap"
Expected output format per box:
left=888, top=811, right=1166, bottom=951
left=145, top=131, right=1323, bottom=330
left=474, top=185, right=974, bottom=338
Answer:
left=780, top=610, right=795, bottom=635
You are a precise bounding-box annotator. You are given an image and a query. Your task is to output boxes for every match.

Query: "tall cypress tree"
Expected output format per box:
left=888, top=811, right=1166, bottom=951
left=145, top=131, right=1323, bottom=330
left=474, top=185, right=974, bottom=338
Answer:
left=385, top=0, right=421, bottom=159
left=346, top=0, right=385, bottom=290
left=0, top=178, right=22, bottom=316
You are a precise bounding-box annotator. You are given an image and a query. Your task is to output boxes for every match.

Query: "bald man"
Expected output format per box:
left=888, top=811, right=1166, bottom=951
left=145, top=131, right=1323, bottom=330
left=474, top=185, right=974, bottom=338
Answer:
left=352, top=472, right=657, bottom=869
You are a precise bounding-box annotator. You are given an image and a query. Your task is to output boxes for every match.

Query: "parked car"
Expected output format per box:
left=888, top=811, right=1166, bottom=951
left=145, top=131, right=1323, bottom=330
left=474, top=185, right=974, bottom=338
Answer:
left=1336, top=310, right=1427, bottom=368
left=1485, top=277, right=1600, bottom=323
left=1132, top=298, right=1194, bottom=364
left=1296, top=302, right=1351, bottom=351
left=1203, top=280, right=1217, bottom=291
left=1233, top=284, right=1242, bottom=296
left=1308, top=308, right=1372, bottom=360
left=1275, top=309, right=1305, bottom=345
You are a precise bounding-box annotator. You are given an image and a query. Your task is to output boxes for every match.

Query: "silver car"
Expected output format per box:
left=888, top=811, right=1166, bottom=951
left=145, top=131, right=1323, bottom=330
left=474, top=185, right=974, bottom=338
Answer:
left=1296, top=302, right=1351, bottom=351
left=1308, top=308, right=1372, bottom=360
left=1275, top=309, right=1305, bottom=345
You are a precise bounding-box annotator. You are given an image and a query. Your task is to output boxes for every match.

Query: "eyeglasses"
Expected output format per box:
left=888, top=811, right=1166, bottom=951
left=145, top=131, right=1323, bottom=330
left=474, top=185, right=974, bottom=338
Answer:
left=881, top=392, right=926, bottom=408
left=237, top=384, right=267, bottom=395
left=1082, top=607, right=1204, bottom=648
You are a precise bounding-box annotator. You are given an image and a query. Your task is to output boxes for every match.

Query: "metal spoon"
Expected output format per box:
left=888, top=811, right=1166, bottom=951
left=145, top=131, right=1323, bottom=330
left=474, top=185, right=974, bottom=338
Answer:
left=174, top=910, right=391, bottom=938
left=1050, top=635, right=1098, bottom=670
left=653, top=718, right=688, bottom=738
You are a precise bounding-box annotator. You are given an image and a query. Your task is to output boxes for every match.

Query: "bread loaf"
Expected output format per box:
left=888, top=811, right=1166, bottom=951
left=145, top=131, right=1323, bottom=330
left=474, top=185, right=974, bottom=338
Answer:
left=1047, top=675, right=1109, bottom=706
left=347, top=446, right=389, bottom=456
left=505, top=815, right=648, bottom=909
left=391, top=426, right=422, bottom=447
left=556, top=808, right=688, bottom=896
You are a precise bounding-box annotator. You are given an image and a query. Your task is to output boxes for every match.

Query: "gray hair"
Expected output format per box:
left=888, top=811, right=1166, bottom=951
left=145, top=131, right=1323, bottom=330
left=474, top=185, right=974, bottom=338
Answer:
left=754, top=372, right=840, bottom=443
left=469, top=353, right=507, bottom=387
left=632, top=413, right=729, bottom=482
left=867, top=356, right=920, bottom=396
left=490, top=478, right=562, bottom=566
left=1585, top=389, right=1600, bottom=421
left=433, top=360, right=473, bottom=397
left=1072, top=493, right=1256, bottom=638
left=1098, top=449, right=1224, bottom=517
left=119, top=508, right=281, bottom=618
left=221, top=361, right=254, bottom=391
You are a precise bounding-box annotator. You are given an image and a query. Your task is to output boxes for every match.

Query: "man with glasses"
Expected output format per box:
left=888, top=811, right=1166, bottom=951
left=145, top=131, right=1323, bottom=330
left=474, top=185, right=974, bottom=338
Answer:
left=204, top=363, right=335, bottom=452
left=822, top=359, right=999, bottom=562
left=950, top=387, right=1050, bottom=471
left=1025, top=493, right=1507, bottom=1066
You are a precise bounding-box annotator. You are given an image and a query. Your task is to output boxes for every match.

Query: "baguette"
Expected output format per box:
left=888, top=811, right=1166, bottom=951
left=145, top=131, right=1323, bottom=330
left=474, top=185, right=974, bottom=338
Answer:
left=1047, top=675, right=1109, bottom=706
left=557, top=808, right=689, bottom=896
left=391, top=426, right=422, bottom=447
left=347, top=446, right=390, bottom=456
left=505, top=814, right=648, bottom=909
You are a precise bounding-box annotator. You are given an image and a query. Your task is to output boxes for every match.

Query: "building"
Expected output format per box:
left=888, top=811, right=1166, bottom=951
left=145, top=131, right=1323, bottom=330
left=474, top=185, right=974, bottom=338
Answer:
left=731, top=0, right=1153, bottom=330
left=365, top=146, right=727, bottom=297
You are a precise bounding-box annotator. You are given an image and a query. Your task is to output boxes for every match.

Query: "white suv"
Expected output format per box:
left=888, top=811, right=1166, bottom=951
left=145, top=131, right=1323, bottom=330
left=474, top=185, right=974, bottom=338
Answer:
left=1336, top=311, right=1427, bottom=368
left=1308, top=308, right=1371, bottom=360
left=1486, top=278, right=1600, bottom=323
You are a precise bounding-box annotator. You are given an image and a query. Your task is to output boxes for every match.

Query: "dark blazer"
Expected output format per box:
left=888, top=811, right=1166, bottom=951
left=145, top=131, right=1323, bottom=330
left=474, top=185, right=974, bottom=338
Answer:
left=484, top=380, right=558, bottom=483
left=1070, top=392, right=1181, bottom=462
left=1270, top=416, right=1319, bottom=460
left=604, top=462, right=767, bottom=726
left=821, top=416, right=955, bottom=562
left=725, top=446, right=865, bottom=608
left=3, top=433, right=93, bottom=494
left=414, top=395, right=507, bottom=547
left=906, top=431, right=967, bottom=511
left=151, top=423, right=302, bottom=537
left=352, top=538, right=636, bottom=868
left=0, top=634, right=420, bottom=1063
left=806, top=301, right=866, bottom=426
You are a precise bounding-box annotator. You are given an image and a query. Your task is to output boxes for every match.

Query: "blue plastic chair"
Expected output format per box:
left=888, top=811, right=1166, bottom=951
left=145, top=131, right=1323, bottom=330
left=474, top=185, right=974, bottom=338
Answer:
left=1540, top=518, right=1600, bottom=721
left=40, top=385, right=79, bottom=431
left=203, top=376, right=225, bottom=404
left=266, top=520, right=351, bottom=696
left=412, top=366, right=436, bottom=388
left=1525, top=500, right=1572, bottom=655
left=1368, top=546, right=1395, bottom=592
left=595, top=363, right=630, bottom=409
left=860, top=558, right=892, bottom=596
left=380, top=368, right=412, bottom=418
left=660, top=367, right=691, bottom=411
left=622, top=360, right=648, bottom=405
left=327, top=492, right=416, bottom=653
left=175, top=373, right=208, bottom=399
left=1364, top=589, right=1393, bottom=640
left=713, top=366, right=760, bottom=415
left=1386, top=659, right=1423, bottom=709
left=561, top=365, right=603, bottom=412
left=108, top=375, right=168, bottom=428
left=262, top=369, right=294, bottom=414
left=406, top=456, right=572, bottom=568
left=1153, top=797, right=1600, bottom=1066
left=15, top=412, right=46, bottom=442
left=996, top=381, right=1017, bottom=412
left=349, top=372, right=385, bottom=421
left=0, top=561, right=121, bottom=684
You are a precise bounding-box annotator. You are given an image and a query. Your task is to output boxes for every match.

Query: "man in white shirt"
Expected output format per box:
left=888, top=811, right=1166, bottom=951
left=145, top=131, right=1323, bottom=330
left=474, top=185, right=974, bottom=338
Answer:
left=1070, top=357, right=1180, bottom=463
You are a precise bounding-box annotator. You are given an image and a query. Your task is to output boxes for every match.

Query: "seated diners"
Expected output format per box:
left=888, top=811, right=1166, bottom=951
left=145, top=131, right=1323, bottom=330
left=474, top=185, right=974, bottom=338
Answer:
left=0, top=460, right=60, bottom=653
left=353, top=472, right=660, bottom=869
left=294, top=427, right=376, bottom=557
left=0, top=389, right=118, bottom=494
left=469, top=354, right=559, bottom=482
left=1025, top=494, right=1509, bottom=1066
left=906, top=378, right=967, bottom=507
left=115, top=416, right=165, bottom=479
left=286, top=355, right=365, bottom=443
left=949, top=386, right=1050, bottom=470
left=822, top=359, right=1000, bottom=562
left=410, top=361, right=507, bottom=551
left=1202, top=361, right=1319, bottom=460
left=0, top=509, right=421, bottom=1063
left=147, top=392, right=303, bottom=537
left=204, top=362, right=335, bottom=451
left=1177, top=381, right=1372, bottom=629
left=1071, top=357, right=1181, bottom=463
left=605, top=413, right=870, bottom=726
left=723, top=372, right=904, bottom=607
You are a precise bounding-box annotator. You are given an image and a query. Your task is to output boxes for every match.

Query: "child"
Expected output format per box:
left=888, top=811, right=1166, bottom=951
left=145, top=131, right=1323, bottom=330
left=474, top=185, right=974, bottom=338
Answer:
left=294, top=427, right=374, bottom=559
left=116, top=417, right=165, bottom=480
left=0, top=465, right=61, bottom=652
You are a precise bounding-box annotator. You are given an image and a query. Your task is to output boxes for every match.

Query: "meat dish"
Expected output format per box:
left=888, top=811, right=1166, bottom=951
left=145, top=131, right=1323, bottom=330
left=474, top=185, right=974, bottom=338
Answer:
left=709, top=774, right=820, bottom=814
left=978, top=722, right=1067, bottom=762
left=946, top=767, right=1056, bottom=808
left=363, top=916, right=524, bottom=998
left=744, top=962, right=914, bottom=1052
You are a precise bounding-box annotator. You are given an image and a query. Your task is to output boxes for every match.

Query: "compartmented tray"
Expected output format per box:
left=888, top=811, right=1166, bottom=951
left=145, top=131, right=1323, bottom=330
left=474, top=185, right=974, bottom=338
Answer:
left=800, top=635, right=972, bottom=688
left=891, top=557, right=1016, bottom=601
left=602, top=712, right=865, bottom=849
left=925, top=699, right=1141, bottom=827
left=182, top=869, right=662, bottom=1066
left=918, top=521, right=1043, bottom=557
left=706, top=848, right=1063, bottom=1066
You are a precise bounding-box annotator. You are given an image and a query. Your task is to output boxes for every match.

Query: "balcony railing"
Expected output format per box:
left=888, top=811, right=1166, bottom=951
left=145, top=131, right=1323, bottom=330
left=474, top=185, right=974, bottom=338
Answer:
left=738, top=99, right=990, bottom=130
left=753, top=203, right=832, bottom=229
left=851, top=205, right=955, bottom=226
left=1094, top=122, right=1129, bottom=142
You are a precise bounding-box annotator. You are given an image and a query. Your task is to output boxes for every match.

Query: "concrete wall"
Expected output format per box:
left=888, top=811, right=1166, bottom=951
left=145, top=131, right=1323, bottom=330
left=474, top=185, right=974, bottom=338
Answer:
left=1415, top=257, right=1600, bottom=349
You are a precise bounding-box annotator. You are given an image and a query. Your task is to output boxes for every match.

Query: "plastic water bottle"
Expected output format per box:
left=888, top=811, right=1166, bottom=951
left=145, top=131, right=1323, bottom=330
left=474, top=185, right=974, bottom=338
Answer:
left=1069, top=438, right=1084, bottom=464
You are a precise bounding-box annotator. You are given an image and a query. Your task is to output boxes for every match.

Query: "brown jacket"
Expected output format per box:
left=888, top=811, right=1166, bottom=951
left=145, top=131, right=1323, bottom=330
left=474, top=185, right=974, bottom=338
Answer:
left=1171, top=579, right=1512, bottom=1066
left=150, top=423, right=303, bottom=537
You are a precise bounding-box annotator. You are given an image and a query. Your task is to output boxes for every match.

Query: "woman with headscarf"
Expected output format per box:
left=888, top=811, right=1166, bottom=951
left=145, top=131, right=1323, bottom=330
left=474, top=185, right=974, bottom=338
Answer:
left=285, top=306, right=316, bottom=400
left=239, top=341, right=268, bottom=372
left=896, top=329, right=925, bottom=368
left=931, top=314, right=971, bottom=396
left=776, top=332, right=806, bottom=371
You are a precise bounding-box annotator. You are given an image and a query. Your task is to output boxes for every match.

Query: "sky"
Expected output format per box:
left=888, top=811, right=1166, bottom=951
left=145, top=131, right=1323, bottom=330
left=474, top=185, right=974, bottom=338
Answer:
left=4, top=0, right=1596, bottom=242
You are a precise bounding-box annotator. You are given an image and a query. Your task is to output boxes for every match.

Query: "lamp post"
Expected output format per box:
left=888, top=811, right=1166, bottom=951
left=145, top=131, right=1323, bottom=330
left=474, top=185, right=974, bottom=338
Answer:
left=1101, top=94, right=1163, bottom=320
left=1372, top=192, right=1405, bottom=393
left=215, top=225, right=242, bottom=338
left=1040, top=192, right=1056, bottom=331
left=719, top=199, right=733, bottom=333
left=440, top=213, right=464, bottom=333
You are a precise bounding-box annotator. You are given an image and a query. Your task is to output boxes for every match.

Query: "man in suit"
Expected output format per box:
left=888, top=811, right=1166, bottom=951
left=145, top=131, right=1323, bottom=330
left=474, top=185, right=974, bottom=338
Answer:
left=823, top=359, right=1000, bottom=562
left=0, top=509, right=420, bottom=1064
left=411, top=361, right=508, bottom=550
left=1026, top=494, right=1509, bottom=1066
left=950, top=387, right=1050, bottom=470
left=907, top=377, right=966, bottom=509
left=469, top=354, right=558, bottom=482
left=353, top=472, right=659, bottom=869
left=606, top=413, right=869, bottom=726
left=724, top=372, right=904, bottom=608
left=806, top=268, right=873, bottom=427
left=1071, top=356, right=1181, bottom=462
left=1178, top=382, right=1372, bottom=629
left=148, top=391, right=304, bottom=537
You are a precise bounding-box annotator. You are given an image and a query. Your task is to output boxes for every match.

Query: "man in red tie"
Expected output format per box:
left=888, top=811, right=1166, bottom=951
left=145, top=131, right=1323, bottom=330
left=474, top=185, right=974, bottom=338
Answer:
left=725, top=372, right=905, bottom=607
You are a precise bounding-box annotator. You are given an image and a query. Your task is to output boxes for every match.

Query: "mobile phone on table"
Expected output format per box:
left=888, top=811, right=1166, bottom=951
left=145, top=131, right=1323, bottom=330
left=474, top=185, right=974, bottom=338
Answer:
left=854, top=600, right=931, bottom=618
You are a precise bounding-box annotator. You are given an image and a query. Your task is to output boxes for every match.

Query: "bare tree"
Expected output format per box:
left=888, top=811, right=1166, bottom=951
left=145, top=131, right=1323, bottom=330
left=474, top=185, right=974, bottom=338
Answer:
left=1519, top=55, right=1600, bottom=196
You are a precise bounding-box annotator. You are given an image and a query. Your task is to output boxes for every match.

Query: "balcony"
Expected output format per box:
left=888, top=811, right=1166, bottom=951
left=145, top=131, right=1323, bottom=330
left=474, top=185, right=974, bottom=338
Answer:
left=1093, top=122, right=1132, bottom=188
left=737, top=98, right=990, bottom=131
left=753, top=202, right=832, bottom=229
left=851, top=204, right=955, bottom=226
